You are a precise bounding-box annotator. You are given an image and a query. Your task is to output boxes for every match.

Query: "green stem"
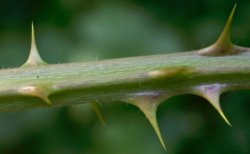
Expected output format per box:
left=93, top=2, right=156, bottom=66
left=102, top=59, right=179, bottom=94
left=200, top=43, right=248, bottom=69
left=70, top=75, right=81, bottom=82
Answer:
left=0, top=49, right=250, bottom=112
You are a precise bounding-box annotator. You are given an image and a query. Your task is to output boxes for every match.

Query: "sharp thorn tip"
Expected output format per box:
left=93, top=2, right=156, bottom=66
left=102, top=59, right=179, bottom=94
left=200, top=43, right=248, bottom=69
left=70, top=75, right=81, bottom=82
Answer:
left=131, top=100, right=166, bottom=150
left=22, top=22, right=47, bottom=66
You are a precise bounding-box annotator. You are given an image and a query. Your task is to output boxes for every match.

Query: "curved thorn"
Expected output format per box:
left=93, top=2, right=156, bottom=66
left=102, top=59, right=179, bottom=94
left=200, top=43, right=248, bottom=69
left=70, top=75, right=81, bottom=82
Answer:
left=130, top=99, right=166, bottom=150
left=18, top=85, right=52, bottom=105
left=91, top=102, right=106, bottom=126
left=23, top=22, right=46, bottom=66
left=143, top=106, right=166, bottom=150
left=215, top=3, right=237, bottom=48
left=198, top=4, right=237, bottom=56
left=203, top=93, right=232, bottom=127
left=196, top=84, right=232, bottom=126
left=39, top=95, right=52, bottom=105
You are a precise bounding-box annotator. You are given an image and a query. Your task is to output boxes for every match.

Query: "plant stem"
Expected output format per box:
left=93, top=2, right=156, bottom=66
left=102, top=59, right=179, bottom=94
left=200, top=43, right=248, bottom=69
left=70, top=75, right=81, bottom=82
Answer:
left=0, top=50, right=250, bottom=112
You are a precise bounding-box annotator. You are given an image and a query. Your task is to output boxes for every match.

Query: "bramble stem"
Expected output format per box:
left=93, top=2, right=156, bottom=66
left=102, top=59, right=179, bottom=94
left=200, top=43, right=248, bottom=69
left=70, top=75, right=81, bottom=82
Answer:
left=0, top=49, right=250, bottom=112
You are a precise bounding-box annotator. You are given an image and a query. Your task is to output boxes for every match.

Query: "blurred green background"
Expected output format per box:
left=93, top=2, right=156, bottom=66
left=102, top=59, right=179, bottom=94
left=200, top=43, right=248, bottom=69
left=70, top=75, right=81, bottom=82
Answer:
left=0, top=0, right=250, bottom=153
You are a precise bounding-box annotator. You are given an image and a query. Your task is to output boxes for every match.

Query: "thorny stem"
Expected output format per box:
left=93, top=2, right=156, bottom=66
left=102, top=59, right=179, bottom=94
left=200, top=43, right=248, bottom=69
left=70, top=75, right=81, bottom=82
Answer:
left=0, top=4, right=249, bottom=150
left=0, top=50, right=250, bottom=111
